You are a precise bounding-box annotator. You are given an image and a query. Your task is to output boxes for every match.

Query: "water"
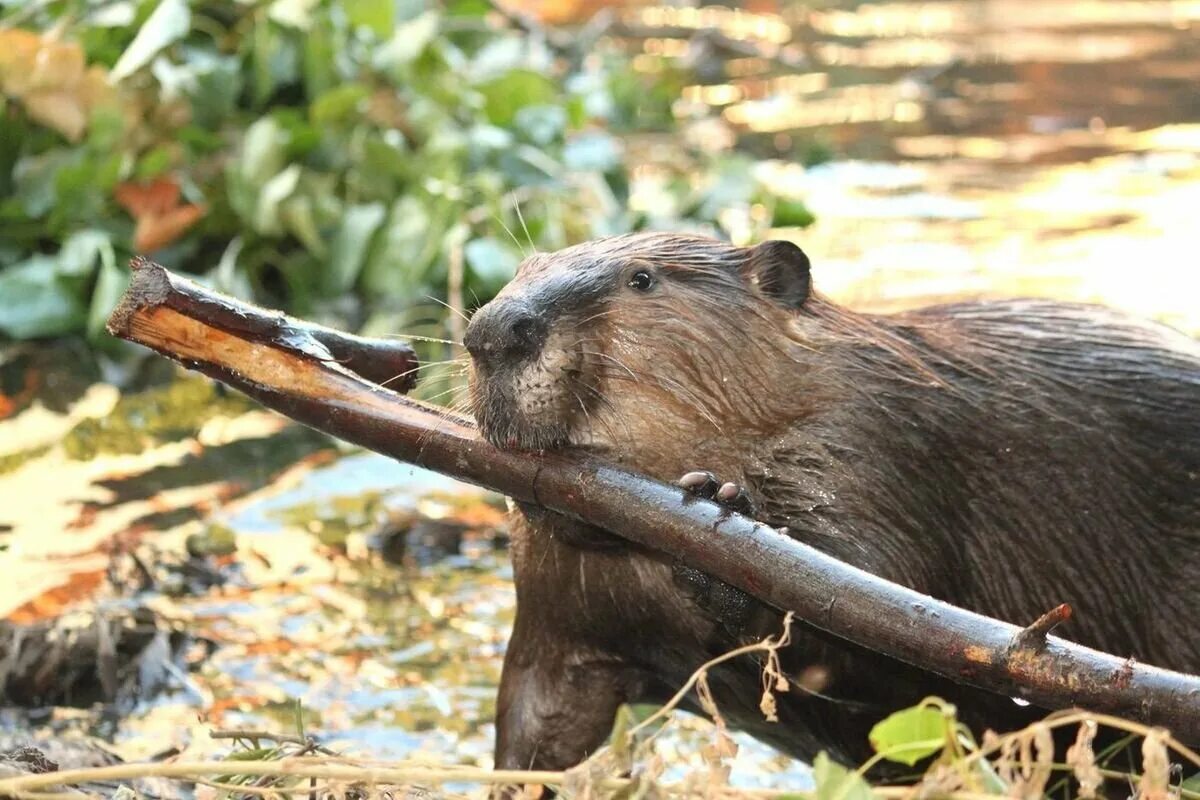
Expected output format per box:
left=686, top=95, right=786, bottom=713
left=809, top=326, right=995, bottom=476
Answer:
left=623, top=0, right=1200, bottom=331
left=1, top=0, right=1198, bottom=789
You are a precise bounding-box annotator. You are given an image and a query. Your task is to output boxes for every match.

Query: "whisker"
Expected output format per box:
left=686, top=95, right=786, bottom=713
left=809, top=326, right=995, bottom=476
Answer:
left=567, top=386, right=598, bottom=445
left=494, top=211, right=529, bottom=258
left=578, top=349, right=637, bottom=380
left=381, top=333, right=464, bottom=346
left=568, top=376, right=635, bottom=444
left=573, top=308, right=619, bottom=328
left=513, top=193, right=536, bottom=253
left=423, top=294, right=470, bottom=322
left=595, top=367, right=725, bottom=435
left=379, top=359, right=468, bottom=388
left=421, top=384, right=469, bottom=405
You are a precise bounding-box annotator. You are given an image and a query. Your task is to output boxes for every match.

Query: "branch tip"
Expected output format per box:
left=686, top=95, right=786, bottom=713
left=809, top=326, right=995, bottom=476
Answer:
left=1012, top=603, right=1073, bottom=651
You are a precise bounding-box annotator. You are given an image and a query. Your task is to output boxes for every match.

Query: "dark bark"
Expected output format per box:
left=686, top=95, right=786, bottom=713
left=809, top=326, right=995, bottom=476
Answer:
left=106, top=258, right=1200, bottom=743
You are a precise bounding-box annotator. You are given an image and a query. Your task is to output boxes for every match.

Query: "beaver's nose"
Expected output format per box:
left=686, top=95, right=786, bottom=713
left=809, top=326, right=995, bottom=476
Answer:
left=463, top=300, right=548, bottom=367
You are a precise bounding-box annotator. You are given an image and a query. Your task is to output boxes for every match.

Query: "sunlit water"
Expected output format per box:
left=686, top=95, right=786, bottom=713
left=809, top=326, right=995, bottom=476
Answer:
left=2, top=0, right=1199, bottom=790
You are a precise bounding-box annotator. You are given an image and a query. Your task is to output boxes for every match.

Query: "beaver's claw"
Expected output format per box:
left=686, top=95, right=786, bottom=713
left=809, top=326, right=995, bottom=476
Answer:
left=678, top=470, right=757, bottom=517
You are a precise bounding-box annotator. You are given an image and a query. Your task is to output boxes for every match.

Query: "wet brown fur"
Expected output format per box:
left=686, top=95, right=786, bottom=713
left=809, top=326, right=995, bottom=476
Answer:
left=464, top=232, right=1200, bottom=772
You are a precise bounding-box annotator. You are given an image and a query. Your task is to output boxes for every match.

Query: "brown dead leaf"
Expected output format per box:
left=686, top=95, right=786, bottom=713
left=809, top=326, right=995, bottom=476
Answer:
left=0, top=29, right=43, bottom=94
left=22, top=89, right=89, bottom=141
left=1138, top=728, right=1175, bottom=800
left=0, top=29, right=113, bottom=141
left=1066, top=719, right=1103, bottom=799
left=115, top=178, right=206, bottom=251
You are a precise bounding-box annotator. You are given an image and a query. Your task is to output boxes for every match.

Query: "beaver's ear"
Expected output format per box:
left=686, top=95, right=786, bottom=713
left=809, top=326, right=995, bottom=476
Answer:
left=743, top=240, right=811, bottom=308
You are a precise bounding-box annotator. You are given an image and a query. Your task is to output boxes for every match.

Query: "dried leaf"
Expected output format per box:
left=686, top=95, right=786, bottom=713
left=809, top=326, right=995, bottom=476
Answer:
left=22, top=90, right=88, bottom=141
left=1138, top=728, right=1176, bottom=800
left=115, top=177, right=181, bottom=218
left=134, top=204, right=205, bottom=251
left=115, top=178, right=205, bottom=251
left=1067, top=719, right=1104, bottom=799
left=1000, top=723, right=1054, bottom=800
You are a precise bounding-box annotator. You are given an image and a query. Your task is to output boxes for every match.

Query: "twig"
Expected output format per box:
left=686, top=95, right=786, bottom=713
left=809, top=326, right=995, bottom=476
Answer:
left=1011, top=604, right=1073, bottom=652
left=111, top=257, right=419, bottom=393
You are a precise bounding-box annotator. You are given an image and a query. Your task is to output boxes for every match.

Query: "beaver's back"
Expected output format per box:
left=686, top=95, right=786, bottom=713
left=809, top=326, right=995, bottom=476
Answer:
left=762, top=299, right=1199, bottom=672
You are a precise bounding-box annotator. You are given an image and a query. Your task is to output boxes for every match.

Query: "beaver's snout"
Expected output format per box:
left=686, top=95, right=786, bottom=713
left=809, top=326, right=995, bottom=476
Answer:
left=465, top=295, right=579, bottom=451
left=463, top=299, right=549, bottom=371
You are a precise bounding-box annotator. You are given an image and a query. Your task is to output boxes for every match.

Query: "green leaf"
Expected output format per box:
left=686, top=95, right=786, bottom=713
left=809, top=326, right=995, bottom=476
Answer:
left=249, top=17, right=301, bottom=107
left=0, top=257, right=88, bottom=339
left=868, top=704, right=947, bottom=766
left=110, top=0, right=191, bottom=82
left=464, top=237, right=520, bottom=294
left=254, top=165, right=302, bottom=235
left=310, top=84, right=369, bottom=124
left=58, top=229, right=114, bottom=278
left=564, top=131, right=622, bottom=173
left=88, top=251, right=130, bottom=340
left=87, top=107, right=126, bottom=152
left=374, top=11, right=439, bottom=70
left=303, top=14, right=337, bottom=99
left=1181, top=772, right=1200, bottom=795
left=92, top=2, right=137, bottom=27
left=269, top=0, right=320, bottom=29
left=136, top=144, right=174, bottom=179
left=345, top=0, right=395, bottom=37
left=327, top=203, right=386, bottom=293
left=280, top=195, right=327, bottom=257
left=240, top=117, right=289, bottom=188
left=772, top=197, right=816, bottom=228
left=607, top=705, right=638, bottom=773
left=362, top=135, right=409, bottom=180
left=13, top=150, right=72, bottom=218
left=514, top=105, right=567, bottom=145
left=445, top=0, right=490, bottom=16
left=470, top=36, right=539, bottom=80
left=478, top=70, right=557, bottom=126
left=187, top=52, right=243, bottom=128
left=812, top=753, right=876, bottom=800
left=361, top=196, right=436, bottom=297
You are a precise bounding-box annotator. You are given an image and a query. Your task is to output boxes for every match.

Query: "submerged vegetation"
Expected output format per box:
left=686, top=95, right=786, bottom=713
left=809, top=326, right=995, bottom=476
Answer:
left=0, top=0, right=807, bottom=350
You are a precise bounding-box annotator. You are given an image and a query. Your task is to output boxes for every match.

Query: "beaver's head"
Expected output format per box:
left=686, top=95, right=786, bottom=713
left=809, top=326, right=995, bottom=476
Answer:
left=464, top=233, right=814, bottom=459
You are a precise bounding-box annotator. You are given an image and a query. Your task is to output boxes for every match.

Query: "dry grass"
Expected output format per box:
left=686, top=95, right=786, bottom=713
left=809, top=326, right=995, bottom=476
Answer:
left=1, top=616, right=1197, bottom=800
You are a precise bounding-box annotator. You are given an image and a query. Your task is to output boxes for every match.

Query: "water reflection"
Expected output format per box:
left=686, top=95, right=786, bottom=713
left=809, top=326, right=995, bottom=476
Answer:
left=616, top=0, right=1200, bottom=330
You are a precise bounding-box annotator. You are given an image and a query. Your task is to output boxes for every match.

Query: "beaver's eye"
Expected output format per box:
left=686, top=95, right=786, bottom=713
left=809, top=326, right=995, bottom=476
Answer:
left=627, top=270, right=655, bottom=292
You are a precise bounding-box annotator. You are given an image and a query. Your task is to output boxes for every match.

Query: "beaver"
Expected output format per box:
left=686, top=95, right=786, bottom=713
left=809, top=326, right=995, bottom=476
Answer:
left=461, top=232, right=1200, bottom=774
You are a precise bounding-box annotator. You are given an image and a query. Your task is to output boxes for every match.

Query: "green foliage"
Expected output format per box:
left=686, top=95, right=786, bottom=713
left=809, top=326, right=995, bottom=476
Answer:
left=0, top=0, right=809, bottom=349
left=867, top=702, right=949, bottom=766
left=811, top=753, right=878, bottom=800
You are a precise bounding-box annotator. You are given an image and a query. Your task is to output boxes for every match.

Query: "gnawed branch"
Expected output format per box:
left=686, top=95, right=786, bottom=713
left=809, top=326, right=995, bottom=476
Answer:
left=106, top=258, right=1200, bottom=743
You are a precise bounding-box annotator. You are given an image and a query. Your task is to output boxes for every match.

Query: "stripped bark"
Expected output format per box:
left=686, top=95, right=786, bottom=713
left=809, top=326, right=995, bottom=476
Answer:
left=107, top=258, right=1200, bottom=743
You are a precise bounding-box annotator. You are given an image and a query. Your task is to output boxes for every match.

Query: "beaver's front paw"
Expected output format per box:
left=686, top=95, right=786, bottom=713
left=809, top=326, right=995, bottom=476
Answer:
left=672, top=471, right=758, bottom=632
left=677, top=470, right=757, bottom=516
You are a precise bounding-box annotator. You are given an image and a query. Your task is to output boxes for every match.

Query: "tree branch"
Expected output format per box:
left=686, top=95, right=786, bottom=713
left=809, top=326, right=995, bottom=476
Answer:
left=106, top=258, right=1200, bottom=743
